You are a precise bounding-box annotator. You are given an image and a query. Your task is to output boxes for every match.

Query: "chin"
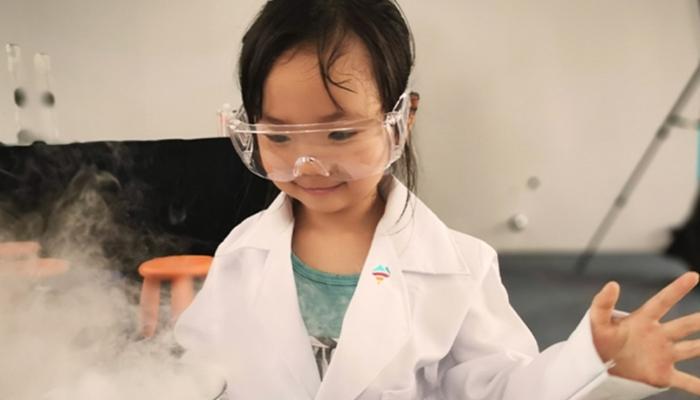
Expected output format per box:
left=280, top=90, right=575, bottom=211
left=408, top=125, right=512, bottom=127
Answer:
left=299, top=200, right=350, bottom=215
left=290, top=188, right=350, bottom=214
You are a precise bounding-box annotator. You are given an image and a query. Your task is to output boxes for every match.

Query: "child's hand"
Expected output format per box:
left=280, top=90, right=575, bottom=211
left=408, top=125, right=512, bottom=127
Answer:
left=590, top=272, right=700, bottom=395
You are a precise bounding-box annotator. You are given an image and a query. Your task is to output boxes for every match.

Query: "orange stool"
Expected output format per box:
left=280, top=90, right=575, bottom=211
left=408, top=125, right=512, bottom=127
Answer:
left=138, top=255, right=213, bottom=338
left=21, top=258, right=70, bottom=277
left=0, top=242, right=68, bottom=277
left=0, top=241, right=40, bottom=262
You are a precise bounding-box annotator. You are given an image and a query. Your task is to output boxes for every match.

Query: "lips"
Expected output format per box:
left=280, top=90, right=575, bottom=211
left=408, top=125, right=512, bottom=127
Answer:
left=295, top=182, right=344, bottom=191
left=301, top=184, right=342, bottom=190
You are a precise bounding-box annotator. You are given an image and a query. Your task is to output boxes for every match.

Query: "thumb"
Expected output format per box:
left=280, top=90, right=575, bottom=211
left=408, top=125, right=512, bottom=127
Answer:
left=590, top=281, right=620, bottom=328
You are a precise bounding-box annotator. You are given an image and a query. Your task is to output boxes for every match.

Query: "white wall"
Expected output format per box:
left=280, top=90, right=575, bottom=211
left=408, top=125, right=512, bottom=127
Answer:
left=1, top=0, right=698, bottom=252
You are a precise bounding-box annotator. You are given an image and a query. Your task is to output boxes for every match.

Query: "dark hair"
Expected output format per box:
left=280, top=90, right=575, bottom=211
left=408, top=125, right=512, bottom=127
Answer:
left=238, top=0, right=418, bottom=207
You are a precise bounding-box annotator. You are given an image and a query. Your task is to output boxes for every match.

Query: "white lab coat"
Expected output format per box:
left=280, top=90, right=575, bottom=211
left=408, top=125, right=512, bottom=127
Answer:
left=174, top=177, right=665, bottom=400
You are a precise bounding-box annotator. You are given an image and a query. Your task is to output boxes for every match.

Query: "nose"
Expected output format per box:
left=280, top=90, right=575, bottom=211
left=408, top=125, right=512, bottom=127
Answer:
left=293, top=156, right=331, bottom=178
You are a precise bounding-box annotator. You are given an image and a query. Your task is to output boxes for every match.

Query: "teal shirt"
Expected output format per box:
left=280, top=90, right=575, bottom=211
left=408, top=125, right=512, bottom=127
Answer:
left=291, top=253, right=360, bottom=379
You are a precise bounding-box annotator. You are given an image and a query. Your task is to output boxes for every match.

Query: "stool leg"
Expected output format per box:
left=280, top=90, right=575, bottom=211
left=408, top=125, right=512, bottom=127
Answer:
left=170, top=276, right=194, bottom=325
left=140, top=277, right=161, bottom=338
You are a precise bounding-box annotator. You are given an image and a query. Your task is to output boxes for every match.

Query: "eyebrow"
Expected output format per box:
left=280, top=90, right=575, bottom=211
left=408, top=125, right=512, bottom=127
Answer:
left=261, top=110, right=347, bottom=124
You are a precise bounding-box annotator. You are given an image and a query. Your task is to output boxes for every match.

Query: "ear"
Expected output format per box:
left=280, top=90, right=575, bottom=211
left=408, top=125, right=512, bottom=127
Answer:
left=407, top=91, right=420, bottom=133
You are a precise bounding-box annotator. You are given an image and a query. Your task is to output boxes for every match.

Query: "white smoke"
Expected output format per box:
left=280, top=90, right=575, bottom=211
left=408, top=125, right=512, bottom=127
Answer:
left=0, top=259, right=225, bottom=400
left=0, top=168, right=225, bottom=400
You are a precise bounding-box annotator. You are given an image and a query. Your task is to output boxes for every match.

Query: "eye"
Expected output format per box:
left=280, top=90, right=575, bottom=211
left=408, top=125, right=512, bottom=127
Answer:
left=265, top=134, right=290, bottom=143
left=328, top=130, right=357, bottom=141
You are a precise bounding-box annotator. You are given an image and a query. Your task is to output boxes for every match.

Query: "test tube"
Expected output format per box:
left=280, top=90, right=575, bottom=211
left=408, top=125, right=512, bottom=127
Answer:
left=34, top=52, right=60, bottom=143
left=6, top=43, right=33, bottom=144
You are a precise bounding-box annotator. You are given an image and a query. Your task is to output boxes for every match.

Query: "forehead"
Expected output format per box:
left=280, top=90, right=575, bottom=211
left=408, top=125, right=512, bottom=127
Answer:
left=261, top=36, right=381, bottom=124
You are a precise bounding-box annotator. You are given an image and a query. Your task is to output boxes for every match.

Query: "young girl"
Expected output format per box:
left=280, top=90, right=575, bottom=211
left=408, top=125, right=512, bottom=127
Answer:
left=175, top=1, right=700, bottom=398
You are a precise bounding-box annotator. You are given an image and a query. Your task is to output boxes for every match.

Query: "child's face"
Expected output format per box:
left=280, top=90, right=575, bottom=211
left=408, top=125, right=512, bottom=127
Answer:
left=261, top=37, right=387, bottom=215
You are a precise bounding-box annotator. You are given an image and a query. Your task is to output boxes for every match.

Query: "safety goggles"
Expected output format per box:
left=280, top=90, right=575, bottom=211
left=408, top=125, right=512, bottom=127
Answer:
left=219, top=92, right=410, bottom=182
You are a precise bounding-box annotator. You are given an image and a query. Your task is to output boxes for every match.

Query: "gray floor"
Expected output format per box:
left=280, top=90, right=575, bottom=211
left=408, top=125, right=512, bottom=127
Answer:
left=498, top=253, right=700, bottom=400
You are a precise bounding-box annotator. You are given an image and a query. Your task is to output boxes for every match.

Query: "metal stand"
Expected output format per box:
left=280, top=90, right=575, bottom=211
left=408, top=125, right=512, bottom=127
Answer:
left=575, top=61, right=700, bottom=273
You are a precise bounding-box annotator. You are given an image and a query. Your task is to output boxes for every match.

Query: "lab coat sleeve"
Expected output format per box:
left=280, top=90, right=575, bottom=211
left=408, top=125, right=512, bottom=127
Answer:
left=174, top=211, right=262, bottom=358
left=173, top=255, right=227, bottom=364
left=438, top=252, right=667, bottom=400
left=172, top=264, right=231, bottom=387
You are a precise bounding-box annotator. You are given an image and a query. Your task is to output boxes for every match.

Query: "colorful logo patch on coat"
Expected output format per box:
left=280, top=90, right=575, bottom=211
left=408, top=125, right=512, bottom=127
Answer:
left=372, top=265, right=391, bottom=284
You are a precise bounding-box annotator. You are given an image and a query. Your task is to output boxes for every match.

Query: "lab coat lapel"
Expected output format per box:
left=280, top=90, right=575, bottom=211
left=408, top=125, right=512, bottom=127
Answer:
left=252, top=206, right=321, bottom=399
left=315, top=232, right=411, bottom=400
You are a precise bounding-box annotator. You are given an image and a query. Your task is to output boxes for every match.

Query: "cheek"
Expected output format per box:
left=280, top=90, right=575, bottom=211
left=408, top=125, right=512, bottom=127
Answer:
left=258, top=140, right=290, bottom=171
left=343, top=173, right=386, bottom=199
left=273, top=181, right=297, bottom=196
left=349, top=140, right=389, bottom=166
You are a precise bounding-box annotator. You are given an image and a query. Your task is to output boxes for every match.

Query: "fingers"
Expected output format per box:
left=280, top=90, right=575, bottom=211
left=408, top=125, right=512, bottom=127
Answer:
left=670, top=370, right=700, bottom=395
left=639, top=272, right=699, bottom=321
left=663, top=312, right=700, bottom=341
left=590, top=281, right=620, bottom=327
left=674, top=339, right=700, bottom=362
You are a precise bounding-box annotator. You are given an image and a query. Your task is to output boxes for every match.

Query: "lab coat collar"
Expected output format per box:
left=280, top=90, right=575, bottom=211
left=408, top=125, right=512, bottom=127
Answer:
left=220, top=176, right=472, bottom=276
